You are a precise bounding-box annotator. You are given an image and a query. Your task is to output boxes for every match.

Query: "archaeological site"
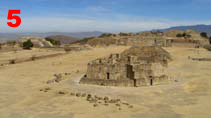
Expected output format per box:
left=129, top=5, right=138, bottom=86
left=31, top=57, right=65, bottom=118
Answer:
left=2, top=1, right=211, bottom=117
left=80, top=46, right=172, bottom=87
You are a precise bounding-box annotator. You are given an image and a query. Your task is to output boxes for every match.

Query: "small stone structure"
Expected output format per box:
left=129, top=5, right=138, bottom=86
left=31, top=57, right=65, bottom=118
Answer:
left=80, top=46, right=172, bottom=87
left=154, top=38, right=202, bottom=48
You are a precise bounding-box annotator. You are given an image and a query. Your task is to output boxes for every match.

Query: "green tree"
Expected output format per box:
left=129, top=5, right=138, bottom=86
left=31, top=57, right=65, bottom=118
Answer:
left=210, top=36, right=211, bottom=44
left=99, top=33, right=113, bottom=38
left=200, top=32, right=208, bottom=38
left=176, top=33, right=183, bottom=37
left=23, top=40, right=33, bottom=50
left=119, top=32, right=129, bottom=36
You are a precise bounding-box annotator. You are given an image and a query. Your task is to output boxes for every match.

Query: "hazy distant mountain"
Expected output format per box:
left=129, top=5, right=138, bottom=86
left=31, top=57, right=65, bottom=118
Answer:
left=0, top=33, right=22, bottom=41
left=155, top=24, right=211, bottom=36
left=0, top=31, right=103, bottom=41
left=45, top=35, right=80, bottom=44
left=20, top=31, right=103, bottom=38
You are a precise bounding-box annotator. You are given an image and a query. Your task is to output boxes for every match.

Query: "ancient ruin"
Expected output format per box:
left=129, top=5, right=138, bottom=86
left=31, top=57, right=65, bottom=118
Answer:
left=80, top=46, right=172, bottom=87
left=20, top=36, right=53, bottom=48
left=78, top=30, right=210, bottom=48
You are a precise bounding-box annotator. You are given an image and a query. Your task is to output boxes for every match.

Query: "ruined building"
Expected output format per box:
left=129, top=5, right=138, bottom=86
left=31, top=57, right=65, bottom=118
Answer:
left=80, top=46, right=172, bottom=87
left=20, top=36, right=53, bottom=48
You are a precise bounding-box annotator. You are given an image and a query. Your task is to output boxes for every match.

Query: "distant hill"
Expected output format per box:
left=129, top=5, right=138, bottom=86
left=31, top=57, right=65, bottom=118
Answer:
left=20, top=31, right=103, bottom=38
left=0, top=31, right=104, bottom=42
left=0, top=33, right=22, bottom=41
left=45, top=35, right=80, bottom=44
left=155, top=24, right=211, bottom=36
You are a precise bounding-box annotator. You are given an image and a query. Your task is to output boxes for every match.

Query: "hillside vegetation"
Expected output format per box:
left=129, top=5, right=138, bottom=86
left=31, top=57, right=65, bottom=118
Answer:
left=45, top=35, right=80, bottom=45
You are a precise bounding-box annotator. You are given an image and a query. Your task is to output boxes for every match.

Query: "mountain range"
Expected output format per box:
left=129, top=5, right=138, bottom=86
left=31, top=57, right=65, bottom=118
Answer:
left=0, top=31, right=103, bottom=41
left=1, top=24, right=211, bottom=42
left=154, top=24, right=211, bottom=36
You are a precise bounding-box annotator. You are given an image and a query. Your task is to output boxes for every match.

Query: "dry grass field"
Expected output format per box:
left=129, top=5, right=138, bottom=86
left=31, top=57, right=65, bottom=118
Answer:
left=0, top=46, right=211, bottom=118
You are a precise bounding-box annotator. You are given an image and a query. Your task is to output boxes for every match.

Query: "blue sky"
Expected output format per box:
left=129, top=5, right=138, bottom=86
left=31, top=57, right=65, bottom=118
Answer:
left=0, top=0, right=211, bottom=32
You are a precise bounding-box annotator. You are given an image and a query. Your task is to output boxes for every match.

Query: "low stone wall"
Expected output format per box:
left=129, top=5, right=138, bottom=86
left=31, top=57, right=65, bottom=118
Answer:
left=80, top=76, right=171, bottom=87
left=1, top=53, right=66, bottom=65
left=191, top=58, right=211, bottom=61
left=80, top=77, right=135, bottom=87
left=171, top=42, right=198, bottom=48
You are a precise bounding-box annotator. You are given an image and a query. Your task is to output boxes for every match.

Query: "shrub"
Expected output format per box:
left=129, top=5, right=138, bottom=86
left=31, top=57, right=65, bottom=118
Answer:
left=99, top=33, right=113, bottom=38
left=45, top=38, right=61, bottom=45
left=64, top=46, right=72, bottom=52
left=200, top=32, right=208, bottom=38
left=204, top=44, right=211, bottom=51
left=119, top=32, right=129, bottom=36
left=6, top=40, right=16, bottom=46
left=210, top=37, right=211, bottom=44
left=176, top=33, right=183, bottom=37
left=22, top=40, right=33, bottom=50
left=9, top=59, right=15, bottom=64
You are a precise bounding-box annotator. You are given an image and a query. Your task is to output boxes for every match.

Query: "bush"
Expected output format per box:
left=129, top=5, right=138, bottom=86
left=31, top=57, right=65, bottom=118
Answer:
left=6, top=40, right=16, bottom=46
left=119, top=32, right=129, bottom=36
left=204, top=44, right=211, bottom=51
left=210, top=37, right=211, bottom=44
left=64, top=46, right=72, bottom=52
left=23, top=40, right=33, bottom=50
left=200, top=32, right=208, bottom=38
left=99, top=33, right=113, bottom=38
left=45, top=38, right=61, bottom=45
left=176, top=33, right=183, bottom=37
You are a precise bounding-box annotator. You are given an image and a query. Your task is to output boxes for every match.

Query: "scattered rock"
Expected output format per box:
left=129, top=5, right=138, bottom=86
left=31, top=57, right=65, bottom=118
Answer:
left=104, top=96, right=109, bottom=101
left=40, top=87, right=51, bottom=92
left=81, top=93, right=87, bottom=97
left=9, top=59, right=15, bottom=64
left=65, top=72, right=71, bottom=75
left=122, top=102, right=129, bottom=106
left=76, top=92, right=81, bottom=97
left=55, top=78, right=62, bottom=83
left=51, top=90, right=131, bottom=110
left=128, top=105, right=133, bottom=108
left=104, top=100, right=108, bottom=104
left=98, top=97, right=103, bottom=100
left=47, top=73, right=64, bottom=84
left=46, top=79, right=55, bottom=84
left=86, top=95, right=94, bottom=101
left=70, top=92, right=76, bottom=96
left=115, top=104, right=121, bottom=107
left=104, top=103, right=109, bottom=106
left=76, top=70, right=80, bottom=73
left=109, top=99, right=120, bottom=104
left=57, top=91, right=68, bottom=95
left=87, top=94, right=92, bottom=99
left=93, top=104, right=98, bottom=107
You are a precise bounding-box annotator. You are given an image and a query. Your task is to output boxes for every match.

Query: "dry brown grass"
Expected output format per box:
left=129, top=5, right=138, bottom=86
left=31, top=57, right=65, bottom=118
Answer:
left=0, top=46, right=211, bottom=118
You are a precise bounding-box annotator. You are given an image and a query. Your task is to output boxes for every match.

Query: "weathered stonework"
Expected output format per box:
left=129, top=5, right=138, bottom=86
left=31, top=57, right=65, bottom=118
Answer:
left=80, top=46, right=172, bottom=87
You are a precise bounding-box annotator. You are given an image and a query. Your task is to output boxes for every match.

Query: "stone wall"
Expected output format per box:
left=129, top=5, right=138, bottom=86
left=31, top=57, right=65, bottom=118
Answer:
left=80, top=78, right=134, bottom=87
left=80, top=46, right=172, bottom=87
